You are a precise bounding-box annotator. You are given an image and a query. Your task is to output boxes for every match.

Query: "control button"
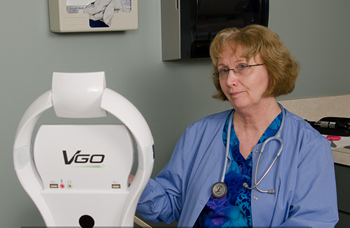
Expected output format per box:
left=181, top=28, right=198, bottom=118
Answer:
left=79, top=214, right=95, bottom=228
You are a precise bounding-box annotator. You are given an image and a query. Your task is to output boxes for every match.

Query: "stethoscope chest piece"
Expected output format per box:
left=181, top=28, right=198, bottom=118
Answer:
left=212, top=181, right=228, bottom=198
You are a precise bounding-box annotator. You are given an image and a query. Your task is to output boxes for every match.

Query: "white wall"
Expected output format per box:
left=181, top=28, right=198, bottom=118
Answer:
left=0, top=0, right=349, bottom=227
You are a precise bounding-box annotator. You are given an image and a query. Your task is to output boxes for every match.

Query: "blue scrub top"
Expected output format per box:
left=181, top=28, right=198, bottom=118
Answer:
left=137, top=106, right=338, bottom=227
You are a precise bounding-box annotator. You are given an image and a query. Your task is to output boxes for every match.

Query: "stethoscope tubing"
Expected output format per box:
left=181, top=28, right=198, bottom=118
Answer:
left=220, top=112, right=233, bottom=182
left=220, top=104, right=286, bottom=195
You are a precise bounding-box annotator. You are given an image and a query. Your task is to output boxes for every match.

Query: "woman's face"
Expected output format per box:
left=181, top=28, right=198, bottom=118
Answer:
left=218, top=44, right=270, bottom=112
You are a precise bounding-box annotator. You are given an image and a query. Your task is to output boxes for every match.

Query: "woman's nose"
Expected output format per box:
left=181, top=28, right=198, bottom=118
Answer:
left=225, top=70, right=238, bottom=86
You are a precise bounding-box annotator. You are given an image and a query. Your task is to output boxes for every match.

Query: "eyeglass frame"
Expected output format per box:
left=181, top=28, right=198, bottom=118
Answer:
left=213, top=63, right=264, bottom=79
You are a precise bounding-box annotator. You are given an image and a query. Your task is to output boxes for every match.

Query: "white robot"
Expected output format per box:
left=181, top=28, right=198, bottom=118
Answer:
left=13, top=72, right=154, bottom=227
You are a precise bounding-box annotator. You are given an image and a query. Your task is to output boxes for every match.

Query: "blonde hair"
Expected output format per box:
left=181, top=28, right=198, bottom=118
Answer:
left=210, top=25, right=300, bottom=101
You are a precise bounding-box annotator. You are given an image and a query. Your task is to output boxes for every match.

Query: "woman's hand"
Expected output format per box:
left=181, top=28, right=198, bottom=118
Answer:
left=129, top=174, right=135, bottom=184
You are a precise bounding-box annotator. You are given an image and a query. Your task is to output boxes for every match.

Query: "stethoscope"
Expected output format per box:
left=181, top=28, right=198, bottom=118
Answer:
left=211, top=106, right=285, bottom=198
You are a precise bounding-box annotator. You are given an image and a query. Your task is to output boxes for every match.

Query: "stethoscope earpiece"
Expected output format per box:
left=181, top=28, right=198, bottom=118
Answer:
left=243, top=182, right=276, bottom=194
left=267, top=189, right=276, bottom=194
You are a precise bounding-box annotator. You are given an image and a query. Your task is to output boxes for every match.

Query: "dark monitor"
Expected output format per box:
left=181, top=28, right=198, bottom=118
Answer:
left=181, top=0, right=269, bottom=59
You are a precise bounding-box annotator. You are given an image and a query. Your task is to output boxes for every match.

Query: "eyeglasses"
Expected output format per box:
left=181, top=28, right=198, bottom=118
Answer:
left=213, top=63, right=264, bottom=79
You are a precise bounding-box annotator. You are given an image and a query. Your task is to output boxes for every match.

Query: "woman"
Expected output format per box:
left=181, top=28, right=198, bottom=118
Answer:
left=136, top=25, right=338, bottom=227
